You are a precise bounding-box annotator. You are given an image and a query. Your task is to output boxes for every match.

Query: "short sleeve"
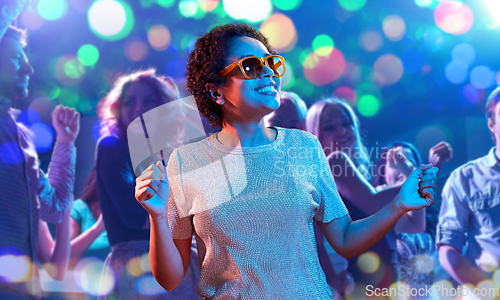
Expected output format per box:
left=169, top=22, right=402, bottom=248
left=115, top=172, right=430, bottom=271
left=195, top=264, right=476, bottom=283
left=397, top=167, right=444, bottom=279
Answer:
left=166, top=149, right=194, bottom=239
left=311, top=136, right=349, bottom=223
left=70, top=199, right=86, bottom=226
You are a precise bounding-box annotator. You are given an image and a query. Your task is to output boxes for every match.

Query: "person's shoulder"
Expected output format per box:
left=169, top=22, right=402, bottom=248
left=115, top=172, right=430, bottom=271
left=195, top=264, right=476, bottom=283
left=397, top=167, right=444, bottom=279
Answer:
left=448, top=154, right=487, bottom=182
left=277, top=127, right=320, bottom=146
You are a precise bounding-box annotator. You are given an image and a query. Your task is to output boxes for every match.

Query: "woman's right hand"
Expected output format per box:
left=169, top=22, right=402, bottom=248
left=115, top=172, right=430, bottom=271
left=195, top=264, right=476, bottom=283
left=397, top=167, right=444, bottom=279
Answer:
left=387, top=146, right=414, bottom=178
left=135, top=161, right=170, bottom=218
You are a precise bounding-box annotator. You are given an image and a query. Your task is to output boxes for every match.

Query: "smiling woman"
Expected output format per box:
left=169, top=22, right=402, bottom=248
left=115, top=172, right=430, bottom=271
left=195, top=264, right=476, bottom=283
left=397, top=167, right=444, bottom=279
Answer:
left=134, top=23, right=439, bottom=300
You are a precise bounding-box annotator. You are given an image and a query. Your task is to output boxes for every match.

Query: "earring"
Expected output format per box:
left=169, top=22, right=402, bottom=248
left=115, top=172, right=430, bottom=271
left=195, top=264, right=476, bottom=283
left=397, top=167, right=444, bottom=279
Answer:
left=210, top=91, right=217, bottom=100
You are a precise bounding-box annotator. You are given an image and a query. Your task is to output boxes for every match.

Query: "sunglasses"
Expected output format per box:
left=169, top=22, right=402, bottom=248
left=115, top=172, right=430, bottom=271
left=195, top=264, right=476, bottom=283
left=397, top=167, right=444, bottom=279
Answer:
left=217, top=54, right=286, bottom=80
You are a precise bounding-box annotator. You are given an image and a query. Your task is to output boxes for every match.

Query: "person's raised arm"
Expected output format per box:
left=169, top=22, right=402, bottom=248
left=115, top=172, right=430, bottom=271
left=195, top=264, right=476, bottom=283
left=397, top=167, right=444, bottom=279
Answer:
left=67, top=213, right=105, bottom=269
left=318, top=165, right=438, bottom=259
left=327, top=151, right=401, bottom=215
left=37, top=200, right=72, bottom=280
left=135, top=160, right=192, bottom=291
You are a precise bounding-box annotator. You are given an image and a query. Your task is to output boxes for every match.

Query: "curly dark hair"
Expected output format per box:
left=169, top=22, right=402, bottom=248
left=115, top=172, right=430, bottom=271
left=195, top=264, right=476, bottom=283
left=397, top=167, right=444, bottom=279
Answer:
left=186, top=23, right=275, bottom=127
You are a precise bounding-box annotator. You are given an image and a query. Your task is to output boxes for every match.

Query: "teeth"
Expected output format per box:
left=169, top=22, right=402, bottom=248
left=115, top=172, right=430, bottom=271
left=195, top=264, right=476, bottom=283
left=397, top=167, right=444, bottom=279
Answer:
left=256, top=86, right=275, bottom=93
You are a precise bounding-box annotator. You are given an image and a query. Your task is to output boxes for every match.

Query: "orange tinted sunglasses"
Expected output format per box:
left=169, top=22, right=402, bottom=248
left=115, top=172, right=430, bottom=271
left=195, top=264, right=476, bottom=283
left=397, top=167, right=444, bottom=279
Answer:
left=217, top=55, right=286, bottom=79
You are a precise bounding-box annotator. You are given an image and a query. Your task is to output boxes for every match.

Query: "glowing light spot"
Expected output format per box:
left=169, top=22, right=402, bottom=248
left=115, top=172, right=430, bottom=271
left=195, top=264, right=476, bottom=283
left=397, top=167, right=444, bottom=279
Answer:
left=373, top=54, right=404, bottom=86
left=350, top=65, right=375, bottom=87
left=77, top=44, right=99, bottom=66
left=21, top=9, right=44, bottom=30
left=356, top=95, right=379, bottom=117
left=282, top=62, right=295, bottom=89
left=414, top=0, right=432, bottom=7
left=312, top=34, right=334, bottom=56
left=88, top=0, right=134, bottom=41
left=493, top=269, right=500, bottom=287
left=470, top=66, right=496, bottom=89
left=54, top=55, right=85, bottom=86
left=135, top=275, right=167, bottom=296
left=59, top=87, right=79, bottom=107
left=37, top=0, right=68, bottom=20
left=356, top=82, right=382, bottom=101
left=18, top=109, right=41, bottom=126
left=457, top=84, right=482, bottom=107
left=179, top=0, right=198, bottom=17
left=303, top=48, right=345, bottom=86
left=272, top=0, right=302, bottom=11
left=412, top=254, right=436, bottom=274
left=30, top=96, right=54, bottom=113
left=157, top=0, right=175, bottom=8
left=0, top=142, right=24, bottom=164
left=338, top=0, right=367, bottom=12
left=334, top=87, right=358, bottom=104
left=477, top=280, right=497, bottom=300
left=445, top=60, right=468, bottom=84
left=64, top=58, right=85, bottom=79
left=452, top=43, right=475, bottom=66
left=125, top=39, right=149, bottom=61
left=0, top=255, right=31, bottom=282
left=30, top=123, right=55, bottom=152
left=127, top=257, right=144, bottom=277
left=382, top=15, right=406, bottom=41
left=401, top=48, right=426, bottom=74
left=484, top=0, right=500, bottom=29
left=224, top=0, right=272, bottom=23
left=357, top=252, right=380, bottom=273
left=260, top=13, right=297, bottom=53
left=434, top=1, right=474, bottom=35
left=389, top=282, right=408, bottom=300
left=359, top=29, right=383, bottom=52
left=147, top=25, right=171, bottom=51
left=422, top=27, right=444, bottom=52
left=197, top=0, right=219, bottom=12
left=74, top=257, right=111, bottom=296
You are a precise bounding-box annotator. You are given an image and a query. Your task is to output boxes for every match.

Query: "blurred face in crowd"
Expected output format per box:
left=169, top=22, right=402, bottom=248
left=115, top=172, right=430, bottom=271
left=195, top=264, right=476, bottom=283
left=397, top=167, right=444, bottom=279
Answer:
left=318, top=104, right=356, bottom=155
left=120, top=82, right=163, bottom=128
left=384, top=147, right=417, bottom=186
left=0, top=38, right=34, bottom=101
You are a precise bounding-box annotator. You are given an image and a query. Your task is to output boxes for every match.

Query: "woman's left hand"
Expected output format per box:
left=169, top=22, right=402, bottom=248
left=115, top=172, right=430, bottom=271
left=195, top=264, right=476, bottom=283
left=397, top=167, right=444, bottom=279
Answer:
left=396, top=164, right=439, bottom=212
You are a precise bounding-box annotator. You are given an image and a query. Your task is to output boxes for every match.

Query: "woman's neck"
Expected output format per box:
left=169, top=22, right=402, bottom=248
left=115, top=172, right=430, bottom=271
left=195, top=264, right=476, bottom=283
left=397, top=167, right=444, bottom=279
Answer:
left=0, top=96, right=12, bottom=114
left=218, top=120, right=276, bottom=147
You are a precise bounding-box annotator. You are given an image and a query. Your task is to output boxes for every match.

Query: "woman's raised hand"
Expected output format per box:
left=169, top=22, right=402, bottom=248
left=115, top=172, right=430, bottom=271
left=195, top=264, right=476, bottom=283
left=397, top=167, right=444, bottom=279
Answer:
left=397, top=163, right=439, bottom=212
left=387, top=146, right=414, bottom=177
left=135, top=161, right=170, bottom=218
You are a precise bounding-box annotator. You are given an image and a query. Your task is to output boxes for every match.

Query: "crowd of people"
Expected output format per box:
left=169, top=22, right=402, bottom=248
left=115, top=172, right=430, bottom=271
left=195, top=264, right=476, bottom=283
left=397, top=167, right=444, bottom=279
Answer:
left=0, top=4, right=498, bottom=300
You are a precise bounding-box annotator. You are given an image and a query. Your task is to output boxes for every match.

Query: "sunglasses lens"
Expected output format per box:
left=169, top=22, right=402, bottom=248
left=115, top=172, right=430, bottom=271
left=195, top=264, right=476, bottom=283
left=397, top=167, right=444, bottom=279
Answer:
left=267, top=56, right=284, bottom=77
left=241, top=57, right=263, bottom=79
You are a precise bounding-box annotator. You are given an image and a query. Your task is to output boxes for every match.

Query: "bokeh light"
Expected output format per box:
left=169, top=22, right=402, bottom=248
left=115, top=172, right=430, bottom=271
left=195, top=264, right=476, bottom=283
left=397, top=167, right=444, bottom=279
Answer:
left=470, top=65, right=495, bottom=89
left=452, top=43, right=475, bottom=66
left=383, top=15, right=406, bottom=41
left=179, top=0, right=198, bottom=17
left=373, top=54, right=404, bottom=86
left=414, top=0, right=432, bottom=8
left=197, top=0, right=220, bottom=12
left=88, top=0, right=134, bottom=41
left=272, top=0, right=302, bottom=11
left=434, top=1, right=474, bottom=35
left=0, top=255, right=32, bottom=282
left=54, top=55, right=86, bottom=86
left=303, top=48, right=345, bottom=85
left=445, top=60, right=468, bottom=84
left=127, top=257, right=144, bottom=277
left=357, top=252, right=380, bottom=273
left=477, top=280, right=497, bottom=300
left=312, top=34, right=334, bottom=56
left=30, top=123, right=55, bottom=153
left=18, top=109, right=41, bottom=126
left=357, top=94, right=380, bottom=117
left=281, top=62, right=295, bottom=89
left=493, top=269, right=500, bottom=287
left=260, top=13, right=297, bottom=53
left=37, top=0, right=69, bottom=21
left=135, top=275, right=167, bottom=296
left=147, top=25, right=172, bottom=51
left=224, top=0, right=272, bottom=23
left=157, top=0, right=175, bottom=8
left=124, top=39, right=149, bottom=61
left=334, top=87, right=358, bottom=104
left=77, top=44, right=100, bottom=66
left=338, top=0, right=367, bottom=12
left=422, top=27, right=444, bottom=51
left=21, top=9, right=45, bottom=30
left=401, top=48, right=426, bottom=74
left=74, top=257, right=112, bottom=296
left=415, top=125, right=451, bottom=152
left=359, top=29, right=383, bottom=52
